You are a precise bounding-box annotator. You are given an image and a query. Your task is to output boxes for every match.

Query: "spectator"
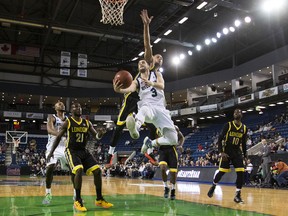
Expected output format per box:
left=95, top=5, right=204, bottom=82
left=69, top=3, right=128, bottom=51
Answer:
left=272, top=160, right=288, bottom=188
left=244, top=159, right=253, bottom=185
left=260, top=139, right=272, bottom=188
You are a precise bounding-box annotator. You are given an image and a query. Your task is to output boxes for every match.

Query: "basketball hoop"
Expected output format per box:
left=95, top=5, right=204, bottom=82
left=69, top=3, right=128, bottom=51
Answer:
left=99, top=0, right=128, bottom=26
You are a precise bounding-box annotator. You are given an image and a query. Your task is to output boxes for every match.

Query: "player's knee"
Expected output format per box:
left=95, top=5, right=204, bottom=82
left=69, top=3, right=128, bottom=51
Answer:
left=75, top=168, right=83, bottom=175
left=92, top=167, right=101, bottom=176
left=160, top=164, right=167, bottom=171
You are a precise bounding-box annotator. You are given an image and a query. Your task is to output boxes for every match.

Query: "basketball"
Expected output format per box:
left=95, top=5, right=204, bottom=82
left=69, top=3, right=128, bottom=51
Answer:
left=114, top=70, right=133, bottom=89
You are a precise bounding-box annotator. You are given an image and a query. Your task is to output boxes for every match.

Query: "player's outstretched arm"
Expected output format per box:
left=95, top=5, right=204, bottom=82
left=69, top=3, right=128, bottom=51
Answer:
left=140, top=9, right=153, bottom=65
left=113, top=79, right=138, bottom=94
left=47, top=115, right=58, bottom=136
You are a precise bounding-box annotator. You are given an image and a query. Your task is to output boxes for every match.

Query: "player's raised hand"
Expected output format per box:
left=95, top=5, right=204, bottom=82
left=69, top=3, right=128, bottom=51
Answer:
left=113, top=79, right=123, bottom=93
left=140, top=9, right=153, bottom=25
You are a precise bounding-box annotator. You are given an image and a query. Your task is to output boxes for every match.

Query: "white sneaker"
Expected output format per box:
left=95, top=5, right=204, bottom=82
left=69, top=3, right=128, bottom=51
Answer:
left=141, top=137, right=153, bottom=154
left=126, top=116, right=140, bottom=139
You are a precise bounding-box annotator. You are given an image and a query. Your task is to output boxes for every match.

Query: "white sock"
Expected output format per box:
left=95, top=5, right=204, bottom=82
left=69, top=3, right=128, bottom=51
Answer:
left=46, top=188, right=51, bottom=194
left=163, top=181, right=169, bottom=188
left=171, top=184, right=176, bottom=190
left=236, top=188, right=241, bottom=192
left=108, top=146, right=115, bottom=155
left=135, top=119, right=142, bottom=131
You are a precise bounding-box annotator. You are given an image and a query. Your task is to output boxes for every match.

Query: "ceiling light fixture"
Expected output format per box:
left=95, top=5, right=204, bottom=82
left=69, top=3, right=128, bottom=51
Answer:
left=223, top=28, right=229, bottom=35
left=205, top=39, right=211, bottom=45
left=178, top=17, right=188, bottom=24
left=244, top=16, right=251, bottom=23
left=154, top=38, right=161, bottom=44
left=234, top=20, right=241, bottom=27
left=197, top=1, right=208, bottom=10
left=196, top=45, right=202, bottom=51
left=164, top=29, right=172, bottom=36
left=211, top=38, right=217, bottom=43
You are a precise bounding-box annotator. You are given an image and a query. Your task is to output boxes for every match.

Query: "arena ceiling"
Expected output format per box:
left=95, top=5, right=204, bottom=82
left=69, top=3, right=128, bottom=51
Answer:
left=0, top=0, right=288, bottom=104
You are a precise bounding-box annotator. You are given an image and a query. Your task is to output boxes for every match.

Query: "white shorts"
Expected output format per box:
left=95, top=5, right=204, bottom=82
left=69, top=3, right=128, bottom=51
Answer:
left=137, top=104, right=175, bottom=135
left=45, top=145, right=69, bottom=171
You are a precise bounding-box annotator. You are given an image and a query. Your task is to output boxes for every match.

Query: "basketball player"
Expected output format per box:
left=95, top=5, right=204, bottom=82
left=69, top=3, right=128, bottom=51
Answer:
left=113, top=59, right=179, bottom=199
left=105, top=74, right=157, bottom=167
left=47, top=103, right=113, bottom=212
left=207, top=108, right=248, bottom=203
left=42, top=101, right=68, bottom=205
left=104, top=10, right=162, bottom=168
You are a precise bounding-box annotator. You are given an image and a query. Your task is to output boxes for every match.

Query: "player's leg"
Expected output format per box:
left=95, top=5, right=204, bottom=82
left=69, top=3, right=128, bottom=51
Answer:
left=158, top=147, right=170, bottom=198
left=167, top=146, right=178, bottom=200
left=207, top=158, right=230, bottom=198
left=233, top=157, right=245, bottom=203
left=65, top=149, right=86, bottom=212
left=126, top=105, right=153, bottom=139
left=42, top=163, right=55, bottom=204
left=84, top=153, right=113, bottom=209
left=143, top=123, right=159, bottom=165
left=106, top=124, right=125, bottom=167
left=142, top=127, right=177, bottom=154
left=42, top=148, right=58, bottom=205
left=141, top=108, right=176, bottom=153
left=107, top=94, right=138, bottom=165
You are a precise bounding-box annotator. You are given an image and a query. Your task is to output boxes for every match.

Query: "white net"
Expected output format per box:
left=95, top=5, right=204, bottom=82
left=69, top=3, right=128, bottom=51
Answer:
left=99, top=0, right=128, bottom=26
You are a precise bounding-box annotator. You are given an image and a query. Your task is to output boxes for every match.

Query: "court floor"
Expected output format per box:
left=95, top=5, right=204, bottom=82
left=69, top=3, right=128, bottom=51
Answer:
left=0, top=175, right=285, bottom=216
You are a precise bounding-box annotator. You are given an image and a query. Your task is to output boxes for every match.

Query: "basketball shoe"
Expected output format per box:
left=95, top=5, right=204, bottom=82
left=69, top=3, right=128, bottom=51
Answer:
left=95, top=198, right=114, bottom=208
left=141, top=137, right=153, bottom=154
left=164, top=187, right=170, bottom=198
left=126, top=115, right=140, bottom=139
left=74, top=199, right=87, bottom=212
left=170, top=189, right=176, bottom=200
left=42, top=193, right=52, bottom=205
left=234, top=191, right=244, bottom=203
left=207, top=184, right=216, bottom=198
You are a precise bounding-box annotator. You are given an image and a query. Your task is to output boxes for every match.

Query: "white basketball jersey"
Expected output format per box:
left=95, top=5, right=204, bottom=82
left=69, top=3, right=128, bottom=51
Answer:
left=47, top=114, right=66, bottom=149
left=137, top=71, right=165, bottom=107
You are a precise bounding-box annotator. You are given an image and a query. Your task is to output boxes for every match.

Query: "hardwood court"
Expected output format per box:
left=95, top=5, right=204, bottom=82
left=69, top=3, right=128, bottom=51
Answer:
left=0, top=175, right=285, bottom=215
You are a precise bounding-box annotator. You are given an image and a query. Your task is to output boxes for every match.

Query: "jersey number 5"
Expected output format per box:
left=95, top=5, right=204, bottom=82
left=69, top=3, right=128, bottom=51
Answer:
left=151, top=87, right=157, bottom=97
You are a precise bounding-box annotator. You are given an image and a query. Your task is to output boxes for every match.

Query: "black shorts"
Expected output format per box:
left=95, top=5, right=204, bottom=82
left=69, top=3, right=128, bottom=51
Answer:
left=219, top=152, right=244, bottom=172
left=117, top=93, right=138, bottom=125
left=158, top=145, right=178, bottom=172
left=65, top=148, right=100, bottom=175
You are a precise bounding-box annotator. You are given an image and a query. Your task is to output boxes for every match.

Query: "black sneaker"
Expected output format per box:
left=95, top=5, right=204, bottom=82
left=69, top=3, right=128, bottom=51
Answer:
left=170, top=189, right=176, bottom=200
left=207, top=185, right=216, bottom=198
left=164, top=187, right=170, bottom=198
left=234, top=191, right=244, bottom=203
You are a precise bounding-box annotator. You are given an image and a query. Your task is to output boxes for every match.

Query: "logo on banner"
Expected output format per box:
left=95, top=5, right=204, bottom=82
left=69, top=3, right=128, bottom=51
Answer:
left=60, top=51, right=71, bottom=76
left=238, top=94, right=254, bottom=104
left=26, top=113, right=44, bottom=119
left=4, top=111, right=22, bottom=118
left=259, top=87, right=278, bottom=99
left=177, top=170, right=200, bottom=178
left=77, top=53, right=87, bottom=77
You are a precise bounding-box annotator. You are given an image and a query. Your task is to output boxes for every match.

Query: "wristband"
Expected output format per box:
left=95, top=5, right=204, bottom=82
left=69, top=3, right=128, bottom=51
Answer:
left=96, top=133, right=101, bottom=140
